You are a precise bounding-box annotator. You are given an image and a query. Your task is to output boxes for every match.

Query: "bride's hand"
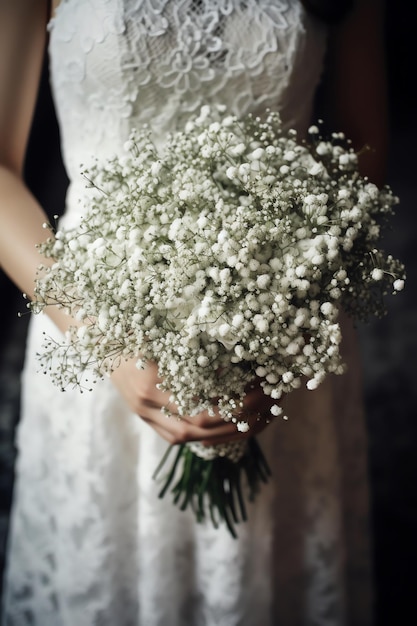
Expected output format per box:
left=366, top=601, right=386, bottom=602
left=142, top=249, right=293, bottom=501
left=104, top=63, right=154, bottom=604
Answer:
left=110, top=357, right=276, bottom=446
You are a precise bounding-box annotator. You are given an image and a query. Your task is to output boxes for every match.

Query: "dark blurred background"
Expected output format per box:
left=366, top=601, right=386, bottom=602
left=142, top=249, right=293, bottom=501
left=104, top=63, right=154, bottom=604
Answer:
left=0, top=3, right=416, bottom=624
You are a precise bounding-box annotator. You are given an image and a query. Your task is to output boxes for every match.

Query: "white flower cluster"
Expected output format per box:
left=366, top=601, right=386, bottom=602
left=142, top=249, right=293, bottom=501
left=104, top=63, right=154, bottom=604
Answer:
left=33, top=106, right=405, bottom=425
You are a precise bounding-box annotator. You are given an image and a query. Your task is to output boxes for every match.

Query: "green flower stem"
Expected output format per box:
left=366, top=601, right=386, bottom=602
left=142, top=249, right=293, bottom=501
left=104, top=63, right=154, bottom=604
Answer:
left=153, top=437, right=271, bottom=538
left=152, top=444, right=184, bottom=498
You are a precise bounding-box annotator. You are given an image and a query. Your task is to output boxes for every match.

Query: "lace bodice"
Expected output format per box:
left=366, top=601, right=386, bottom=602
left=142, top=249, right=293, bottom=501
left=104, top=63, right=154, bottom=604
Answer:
left=49, top=0, right=327, bottom=216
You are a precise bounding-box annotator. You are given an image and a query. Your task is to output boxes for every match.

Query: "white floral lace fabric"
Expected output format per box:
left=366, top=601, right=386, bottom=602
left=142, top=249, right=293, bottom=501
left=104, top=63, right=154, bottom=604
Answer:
left=2, top=1, right=373, bottom=625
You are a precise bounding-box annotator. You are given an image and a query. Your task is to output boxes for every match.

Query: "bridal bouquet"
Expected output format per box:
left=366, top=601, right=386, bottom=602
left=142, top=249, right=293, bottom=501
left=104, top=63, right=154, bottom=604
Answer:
left=31, top=105, right=405, bottom=536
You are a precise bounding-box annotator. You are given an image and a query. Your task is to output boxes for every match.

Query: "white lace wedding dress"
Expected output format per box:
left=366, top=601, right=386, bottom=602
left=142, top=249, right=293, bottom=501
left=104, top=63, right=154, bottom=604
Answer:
left=2, top=1, right=374, bottom=625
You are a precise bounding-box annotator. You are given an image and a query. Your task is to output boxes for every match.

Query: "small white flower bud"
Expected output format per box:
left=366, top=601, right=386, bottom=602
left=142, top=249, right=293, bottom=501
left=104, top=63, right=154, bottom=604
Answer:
left=371, top=268, right=384, bottom=281
left=226, top=166, right=237, bottom=180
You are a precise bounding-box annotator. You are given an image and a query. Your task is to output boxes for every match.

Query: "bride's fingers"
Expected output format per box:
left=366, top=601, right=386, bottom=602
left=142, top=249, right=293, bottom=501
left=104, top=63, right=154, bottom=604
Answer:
left=199, top=413, right=273, bottom=446
left=180, top=410, right=230, bottom=429
left=140, top=407, right=239, bottom=445
left=150, top=393, right=276, bottom=444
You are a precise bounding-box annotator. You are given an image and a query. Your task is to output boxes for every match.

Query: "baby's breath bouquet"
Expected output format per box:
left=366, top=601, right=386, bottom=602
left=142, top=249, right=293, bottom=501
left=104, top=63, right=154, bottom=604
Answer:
left=31, top=105, right=405, bottom=536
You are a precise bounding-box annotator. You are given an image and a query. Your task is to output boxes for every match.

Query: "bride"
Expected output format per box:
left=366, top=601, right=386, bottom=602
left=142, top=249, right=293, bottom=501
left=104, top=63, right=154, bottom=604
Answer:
left=1, top=1, right=388, bottom=624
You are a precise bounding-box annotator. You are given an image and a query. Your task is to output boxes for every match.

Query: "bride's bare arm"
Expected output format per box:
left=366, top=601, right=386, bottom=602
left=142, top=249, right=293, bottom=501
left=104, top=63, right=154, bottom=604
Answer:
left=0, top=1, right=52, bottom=296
